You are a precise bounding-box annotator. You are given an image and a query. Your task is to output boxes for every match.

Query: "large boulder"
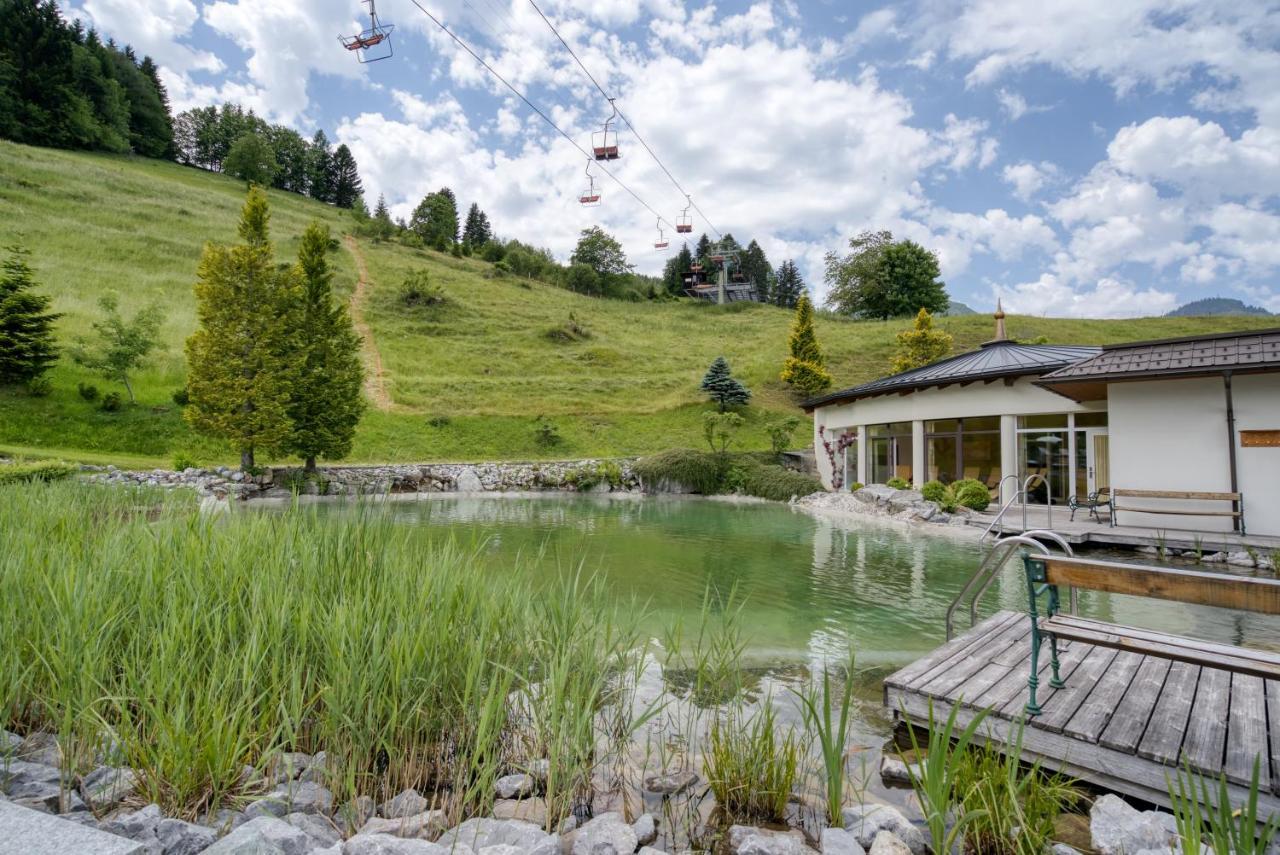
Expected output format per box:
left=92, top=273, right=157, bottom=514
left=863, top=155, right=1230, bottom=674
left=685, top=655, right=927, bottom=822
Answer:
left=358, top=810, right=448, bottom=840
left=202, top=816, right=313, bottom=855
left=1089, top=795, right=1179, bottom=855
left=0, top=800, right=148, bottom=855
left=494, top=774, right=535, bottom=800
left=727, top=826, right=812, bottom=855
left=572, top=812, right=638, bottom=855
left=438, top=818, right=558, bottom=855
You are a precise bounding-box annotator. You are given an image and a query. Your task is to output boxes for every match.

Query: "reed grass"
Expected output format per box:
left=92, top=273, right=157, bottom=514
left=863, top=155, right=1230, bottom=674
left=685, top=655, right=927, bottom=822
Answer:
left=794, top=650, right=859, bottom=827
left=1168, top=757, right=1279, bottom=855
left=0, top=482, right=643, bottom=824
left=705, top=701, right=799, bottom=823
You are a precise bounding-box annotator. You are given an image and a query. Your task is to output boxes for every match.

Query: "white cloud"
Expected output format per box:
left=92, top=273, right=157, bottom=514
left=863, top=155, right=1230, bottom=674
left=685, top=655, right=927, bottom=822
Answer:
left=1001, top=161, right=1059, bottom=202
left=68, top=0, right=222, bottom=75
left=995, top=87, right=1049, bottom=121
left=1106, top=116, right=1280, bottom=197
left=935, top=114, right=999, bottom=171
left=995, top=274, right=1178, bottom=318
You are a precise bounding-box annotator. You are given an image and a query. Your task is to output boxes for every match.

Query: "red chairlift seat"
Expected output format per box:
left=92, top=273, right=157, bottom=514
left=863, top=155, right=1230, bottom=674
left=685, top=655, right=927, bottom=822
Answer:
left=676, top=195, right=693, bottom=233
left=579, top=162, right=601, bottom=206
left=593, top=99, right=621, bottom=161
left=710, top=254, right=725, bottom=263
left=339, top=1, right=394, bottom=63
left=690, top=262, right=703, bottom=272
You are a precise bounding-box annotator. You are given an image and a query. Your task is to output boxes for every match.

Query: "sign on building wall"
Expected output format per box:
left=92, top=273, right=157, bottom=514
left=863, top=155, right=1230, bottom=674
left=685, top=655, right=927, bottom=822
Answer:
left=1240, top=430, right=1280, bottom=448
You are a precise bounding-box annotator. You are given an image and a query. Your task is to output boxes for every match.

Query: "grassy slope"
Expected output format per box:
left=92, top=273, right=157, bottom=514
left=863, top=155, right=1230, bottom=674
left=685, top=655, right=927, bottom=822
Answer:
left=2, top=141, right=1276, bottom=466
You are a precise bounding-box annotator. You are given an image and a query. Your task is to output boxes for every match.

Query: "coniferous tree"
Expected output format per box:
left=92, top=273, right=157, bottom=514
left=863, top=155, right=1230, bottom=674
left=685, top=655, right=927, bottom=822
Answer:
left=695, top=233, right=713, bottom=265
left=700, top=356, right=751, bottom=412
left=307, top=130, right=333, bottom=201
left=780, top=293, right=832, bottom=396
left=329, top=144, right=363, bottom=209
left=740, top=239, right=772, bottom=302
left=184, top=187, right=301, bottom=470
left=287, top=222, right=365, bottom=471
left=772, top=259, right=805, bottom=308
left=890, top=308, right=954, bottom=373
left=663, top=243, right=693, bottom=296
left=371, top=193, right=396, bottom=240
left=0, top=245, right=60, bottom=386
left=462, top=202, right=492, bottom=247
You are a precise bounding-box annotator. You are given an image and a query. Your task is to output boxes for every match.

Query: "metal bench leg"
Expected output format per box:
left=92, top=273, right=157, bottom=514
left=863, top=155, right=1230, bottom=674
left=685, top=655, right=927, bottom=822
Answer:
left=1046, top=583, right=1064, bottom=688
left=1025, top=575, right=1044, bottom=716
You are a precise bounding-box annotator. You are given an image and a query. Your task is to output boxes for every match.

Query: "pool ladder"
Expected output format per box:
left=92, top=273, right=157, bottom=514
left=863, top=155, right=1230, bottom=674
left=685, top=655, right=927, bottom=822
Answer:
left=945, top=529, right=1075, bottom=640
left=979, top=473, right=1054, bottom=543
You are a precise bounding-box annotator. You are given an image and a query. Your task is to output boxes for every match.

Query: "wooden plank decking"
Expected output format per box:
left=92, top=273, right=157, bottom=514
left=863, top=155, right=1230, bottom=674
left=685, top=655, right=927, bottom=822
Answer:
left=884, top=610, right=1280, bottom=814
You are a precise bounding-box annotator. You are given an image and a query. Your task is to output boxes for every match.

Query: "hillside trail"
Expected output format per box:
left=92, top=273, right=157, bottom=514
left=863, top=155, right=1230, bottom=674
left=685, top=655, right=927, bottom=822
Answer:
left=343, top=235, right=394, bottom=412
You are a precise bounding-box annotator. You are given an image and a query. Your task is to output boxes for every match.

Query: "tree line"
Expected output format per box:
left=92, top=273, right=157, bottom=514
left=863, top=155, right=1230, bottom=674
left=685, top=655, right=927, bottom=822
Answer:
left=174, top=106, right=364, bottom=208
left=660, top=233, right=807, bottom=308
left=0, top=0, right=173, bottom=157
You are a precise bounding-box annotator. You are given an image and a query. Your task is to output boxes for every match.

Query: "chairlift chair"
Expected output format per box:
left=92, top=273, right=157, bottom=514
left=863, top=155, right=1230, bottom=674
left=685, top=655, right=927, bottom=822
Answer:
left=689, top=261, right=703, bottom=273
left=654, top=219, right=669, bottom=250
left=339, top=0, right=395, bottom=63
left=592, top=99, right=621, bottom=161
left=578, top=162, right=601, bottom=206
left=675, top=195, right=693, bottom=233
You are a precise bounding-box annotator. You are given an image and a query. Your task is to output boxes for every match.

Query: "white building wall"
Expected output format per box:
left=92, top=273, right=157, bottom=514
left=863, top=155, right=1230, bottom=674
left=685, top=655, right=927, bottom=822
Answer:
left=811, top=378, right=1102, bottom=489
left=1235, top=373, right=1280, bottom=537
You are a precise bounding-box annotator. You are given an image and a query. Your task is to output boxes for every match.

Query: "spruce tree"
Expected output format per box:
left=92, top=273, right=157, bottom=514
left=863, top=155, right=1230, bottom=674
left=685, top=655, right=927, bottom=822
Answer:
left=780, top=293, right=833, bottom=396
left=330, top=144, right=362, bottom=208
left=307, top=130, right=333, bottom=201
left=462, top=202, right=492, bottom=247
left=700, top=356, right=751, bottom=412
left=740, top=239, right=772, bottom=302
left=184, top=187, right=301, bottom=470
left=0, top=246, right=60, bottom=386
left=772, top=259, right=804, bottom=308
left=371, top=193, right=395, bottom=240
left=287, top=222, right=365, bottom=471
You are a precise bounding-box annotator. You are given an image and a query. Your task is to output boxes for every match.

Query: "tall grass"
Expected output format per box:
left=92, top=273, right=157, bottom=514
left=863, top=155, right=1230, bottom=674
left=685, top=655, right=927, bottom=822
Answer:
left=794, top=650, right=859, bottom=827
left=0, top=482, right=643, bottom=823
left=1168, top=757, right=1279, bottom=855
left=705, top=702, right=798, bottom=823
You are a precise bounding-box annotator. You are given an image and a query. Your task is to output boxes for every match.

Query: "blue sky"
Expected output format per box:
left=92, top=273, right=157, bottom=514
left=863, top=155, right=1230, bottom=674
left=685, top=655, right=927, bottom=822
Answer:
left=66, top=0, right=1280, bottom=317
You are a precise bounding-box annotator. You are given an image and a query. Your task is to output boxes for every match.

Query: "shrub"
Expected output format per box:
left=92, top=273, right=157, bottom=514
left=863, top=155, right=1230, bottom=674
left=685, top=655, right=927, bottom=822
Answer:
left=171, top=453, right=198, bottom=472
left=765, top=416, right=801, bottom=455
left=848, top=482, right=864, bottom=492
left=703, top=411, right=745, bottom=454
left=450, top=243, right=463, bottom=258
left=706, top=703, right=798, bottom=823
left=100, top=392, right=122, bottom=412
left=0, top=459, right=78, bottom=485
left=920, top=480, right=947, bottom=503
left=427, top=414, right=452, bottom=428
left=398, top=271, right=446, bottom=307
left=886, top=476, right=910, bottom=490
left=633, top=449, right=725, bottom=494
left=545, top=313, right=591, bottom=343
left=533, top=415, right=562, bottom=448
left=733, top=458, right=823, bottom=502
left=491, top=260, right=512, bottom=277
left=27, top=377, right=52, bottom=397
left=77, top=382, right=100, bottom=402
left=566, top=460, right=624, bottom=491
left=953, top=479, right=991, bottom=511
left=171, top=387, right=190, bottom=406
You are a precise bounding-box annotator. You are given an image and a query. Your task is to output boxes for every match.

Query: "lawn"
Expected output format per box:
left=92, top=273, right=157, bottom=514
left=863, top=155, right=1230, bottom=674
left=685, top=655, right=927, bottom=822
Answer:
left=2, top=141, right=1275, bottom=467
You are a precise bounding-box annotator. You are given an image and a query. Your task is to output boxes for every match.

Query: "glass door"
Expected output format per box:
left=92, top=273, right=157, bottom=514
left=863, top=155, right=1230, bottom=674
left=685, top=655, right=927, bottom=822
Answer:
left=1087, top=429, right=1109, bottom=493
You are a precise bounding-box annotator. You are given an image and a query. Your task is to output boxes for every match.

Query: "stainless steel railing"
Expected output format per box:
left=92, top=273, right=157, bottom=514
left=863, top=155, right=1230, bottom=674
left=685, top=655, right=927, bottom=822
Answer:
left=945, top=529, right=1075, bottom=640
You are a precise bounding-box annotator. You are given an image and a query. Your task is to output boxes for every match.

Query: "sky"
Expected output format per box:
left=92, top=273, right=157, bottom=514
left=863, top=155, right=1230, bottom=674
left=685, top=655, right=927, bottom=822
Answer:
left=63, top=0, right=1280, bottom=317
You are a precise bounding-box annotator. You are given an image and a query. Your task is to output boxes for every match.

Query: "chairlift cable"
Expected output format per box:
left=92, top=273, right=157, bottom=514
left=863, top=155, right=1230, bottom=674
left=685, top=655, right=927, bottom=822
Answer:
left=525, top=0, right=723, bottom=238
left=461, top=0, right=512, bottom=45
left=405, top=0, right=675, bottom=229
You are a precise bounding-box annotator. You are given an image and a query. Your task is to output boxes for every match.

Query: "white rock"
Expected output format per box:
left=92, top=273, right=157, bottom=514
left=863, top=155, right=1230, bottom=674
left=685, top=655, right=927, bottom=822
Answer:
left=343, top=835, right=459, bottom=855
left=1090, top=794, right=1179, bottom=855
left=494, top=774, right=535, bottom=800
left=821, top=828, right=865, bottom=855
left=727, top=826, right=812, bottom=855
left=877, top=756, right=921, bottom=786
left=439, top=818, right=558, bottom=855
left=839, top=805, right=923, bottom=855
left=202, top=816, right=312, bottom=855
left=633, top=814, right=657, bottom=847
left=285, top=811, right=342, bottom=848
left=358, top=810, right=448, bottom=840
left=572, top=812, right=638, bottom=855
left=867, top=832, right=911, bottom=855
left=379, top=789, right=429, bottom=820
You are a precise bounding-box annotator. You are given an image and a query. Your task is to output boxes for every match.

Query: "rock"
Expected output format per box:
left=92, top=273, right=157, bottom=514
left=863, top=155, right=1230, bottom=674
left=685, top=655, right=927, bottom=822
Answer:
left=285, top=811, right=342, bottom=848
left=379, top=789, right=429, bottom=820
left=80, top=766, right=139, bottom=813
left=2, top=730, right=22, bottom=757
left=1050, top=845, right=1081, bottom=855
left=727, top=826, right=811, bottom=855
left=271, top=753, right=313, bottom=782
left=343, top=835, right=457, bottom=855
left=492, top=798, right=547, bottom=827
left=840, top=805, right=924, bottom=855
left=0, top=759, right=61, bottom=791
left=248, top=782, right=333, bottom=819
left=358, top=810, right=448, bottom=840
left=202, top=816, right=313, bottom=855
left=1227, top=551, right=1256, bottom=567
left=821, top=828, right=864, bottom=855
left=571, top=812, right=638, bottom=855
left=1202, top=551, right=1227, bottom=563
left=102, top=804, right=164, bottom=840
left=632, top=814, right=657, bottom=847
left=642, top=771, right=698, bottom=796
left=17, top=732, right=62, bottom=767
left=299, top=752, right=331, bottom=785
left=245, top=793, right=291, bottom=821
left=1135, top=546, right=1158, bottom=555
left=1090, top=794, right=1179, bottom=855
left=157, top=817, right=219, bottom=855
left=637, top=849, right=666, bottom=855
left=0, top=799, right=148, bottom=854
left=478, top=846, right=526, bottom=855
left=455, top=468, right=483, bottom=492
left=202, top=808, right=249, bottom=833
left=8, top=779, right=63, bottom=813
left=494, top=774, right=535, bottom=800
left=438, top=818, right=558, bottom=855
left=877, top=756, right=920, bottom=786
left=525, top=760, right=550, bottom=784
left=867, top=832, right=911, bottom=855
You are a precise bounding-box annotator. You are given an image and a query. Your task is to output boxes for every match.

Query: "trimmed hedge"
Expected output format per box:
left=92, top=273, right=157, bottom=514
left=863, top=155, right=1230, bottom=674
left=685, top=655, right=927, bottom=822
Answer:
left=0, top=459, right=79, bottom=486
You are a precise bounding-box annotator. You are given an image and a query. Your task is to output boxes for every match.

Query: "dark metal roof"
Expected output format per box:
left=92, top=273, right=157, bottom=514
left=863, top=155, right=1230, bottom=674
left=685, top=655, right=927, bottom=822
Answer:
left=802, top=339, right=1101, bottom=411
left=1037, top=327, right=1280, bottom=401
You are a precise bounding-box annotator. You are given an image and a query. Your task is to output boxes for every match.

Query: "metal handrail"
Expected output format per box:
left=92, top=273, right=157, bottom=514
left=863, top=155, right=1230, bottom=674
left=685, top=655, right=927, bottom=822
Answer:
left=981, top=484, right=1025, bottom=543
left=980, top=473, right=1054, bottom=542
left=945, top=530, right=1074, bottom=640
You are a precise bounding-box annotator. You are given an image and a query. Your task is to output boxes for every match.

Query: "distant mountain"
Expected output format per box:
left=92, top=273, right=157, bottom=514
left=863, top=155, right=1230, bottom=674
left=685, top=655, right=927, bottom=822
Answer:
left=1166, top=298, right=1272, bottom=318
left=944, top=301, right=977, bottom=316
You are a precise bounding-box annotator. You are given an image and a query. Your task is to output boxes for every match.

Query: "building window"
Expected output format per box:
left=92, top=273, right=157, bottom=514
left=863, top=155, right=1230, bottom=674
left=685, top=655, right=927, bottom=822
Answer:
left=1017, top=415, right=1069, bottom=504
left=926, top=417, right=1001, bottom=488
left=869, top=422, right=912, bottom=484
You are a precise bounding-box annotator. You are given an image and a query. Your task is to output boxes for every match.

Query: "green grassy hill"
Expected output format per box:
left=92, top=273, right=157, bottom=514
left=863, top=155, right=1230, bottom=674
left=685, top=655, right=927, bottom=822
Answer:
left=2, top=141, right=1275, bottom=467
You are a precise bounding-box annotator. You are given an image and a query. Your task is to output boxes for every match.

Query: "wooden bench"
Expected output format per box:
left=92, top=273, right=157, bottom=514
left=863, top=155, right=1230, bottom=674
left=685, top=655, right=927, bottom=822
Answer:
left=1020, top=554, right=1280, bottom=715
left=1110, top=488, right=1245, bottom=534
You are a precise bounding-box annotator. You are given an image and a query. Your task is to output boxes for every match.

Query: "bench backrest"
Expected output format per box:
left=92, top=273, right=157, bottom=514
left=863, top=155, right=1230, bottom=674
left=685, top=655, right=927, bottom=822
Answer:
left=1030, top=555, right=1280, bottom=616
left=1112, top=489, right=1241, bottom=500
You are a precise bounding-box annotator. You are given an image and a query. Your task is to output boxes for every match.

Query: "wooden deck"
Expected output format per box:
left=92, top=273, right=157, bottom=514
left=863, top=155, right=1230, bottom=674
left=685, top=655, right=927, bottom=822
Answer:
left=884, top=610, right=1280, bottom=814
left=968, top=505, right=1280, bottom=552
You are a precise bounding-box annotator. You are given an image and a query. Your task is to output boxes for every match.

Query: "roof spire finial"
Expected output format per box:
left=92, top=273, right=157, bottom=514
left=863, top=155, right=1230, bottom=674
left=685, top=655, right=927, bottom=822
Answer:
left=994, top=299, right=1007, bottom=342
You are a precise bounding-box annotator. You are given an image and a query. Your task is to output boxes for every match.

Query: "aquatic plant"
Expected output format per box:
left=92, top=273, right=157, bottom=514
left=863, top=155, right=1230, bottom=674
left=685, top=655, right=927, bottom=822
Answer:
left=794, top=650, right=859, bottom=826
left=1168, top=756, right=1279, bottom=855
left=705, top=701, right=798, bottom=823
left=904, top=700, right=989, bottom=855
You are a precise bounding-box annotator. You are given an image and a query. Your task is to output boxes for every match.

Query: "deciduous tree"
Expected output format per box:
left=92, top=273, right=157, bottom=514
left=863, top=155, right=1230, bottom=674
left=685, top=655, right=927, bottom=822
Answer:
left=184, top=187, right=301, bottom=470
left=287, top=222, right=365, bottom=471
left=571, top=226, right=633, bottom=277
left=824, top=230, right=948, bottom=318
left=224, top=131, right=278, bottom=186
left=70, top=293, right=163, bottom=403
